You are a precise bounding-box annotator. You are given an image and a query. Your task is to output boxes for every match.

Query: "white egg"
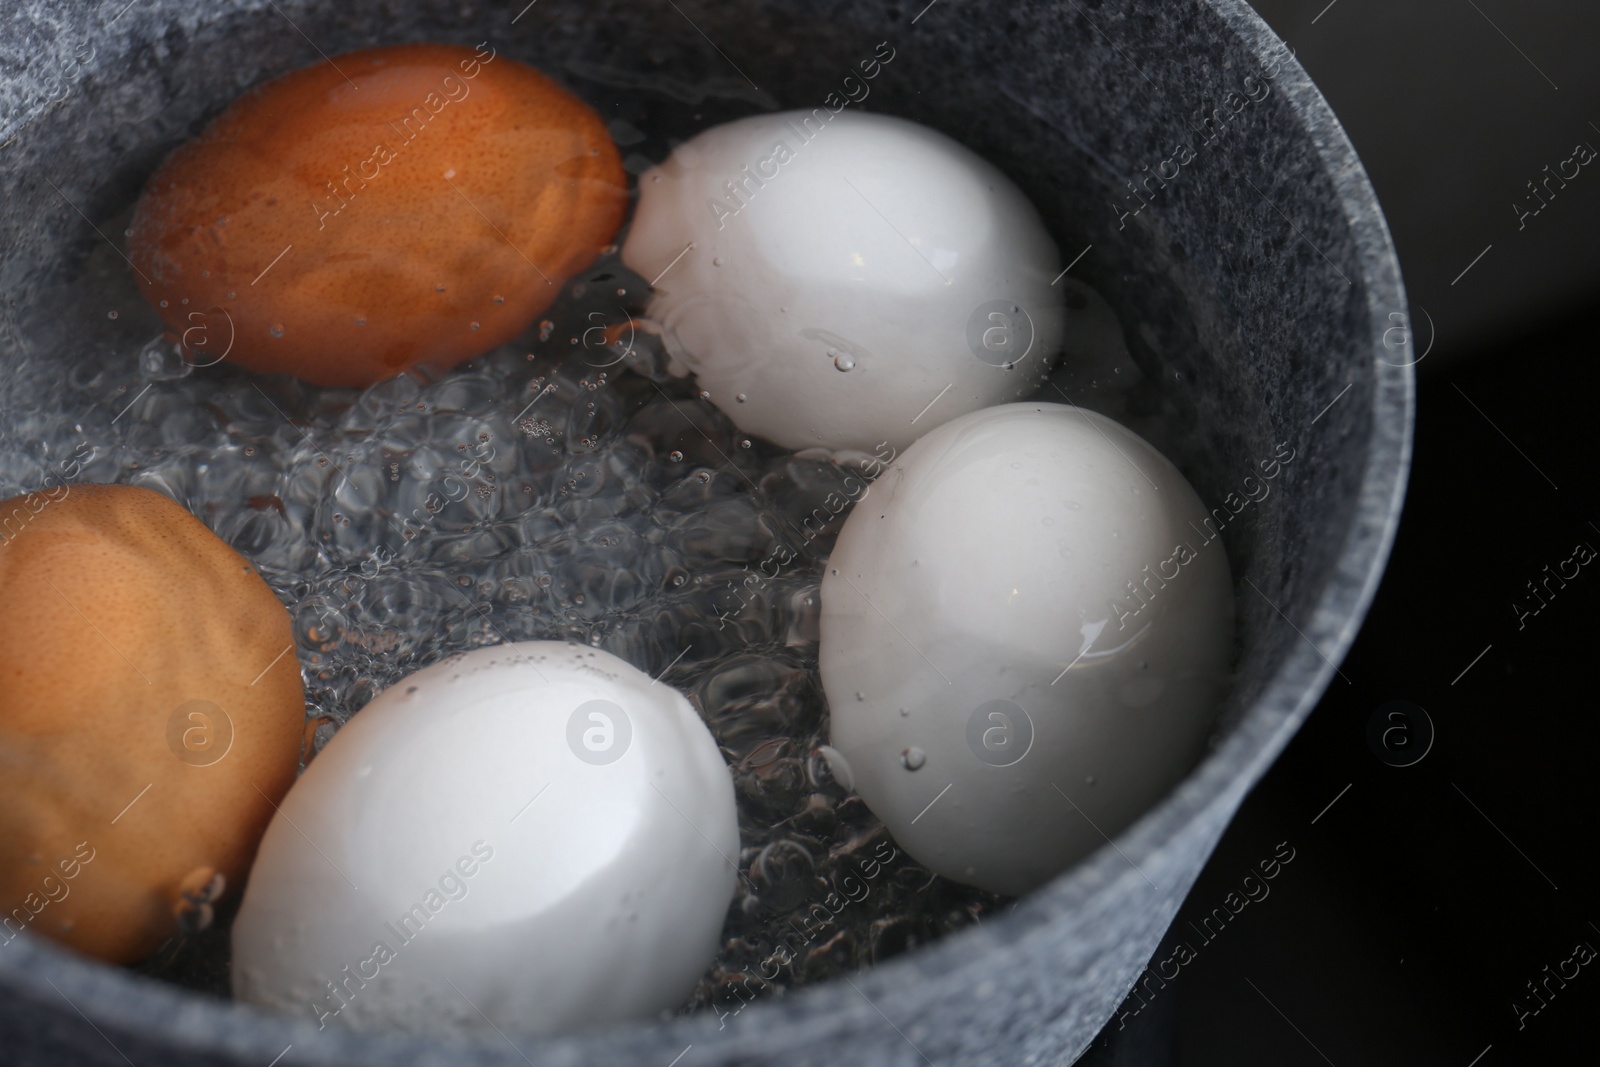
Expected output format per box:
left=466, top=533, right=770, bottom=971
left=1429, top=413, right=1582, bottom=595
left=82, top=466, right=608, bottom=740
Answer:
left=818, top=403, right=1233, bottom=896
left=621, top=109, right=1065, bottom=454
left=232, top=642, right=738, bottom=1036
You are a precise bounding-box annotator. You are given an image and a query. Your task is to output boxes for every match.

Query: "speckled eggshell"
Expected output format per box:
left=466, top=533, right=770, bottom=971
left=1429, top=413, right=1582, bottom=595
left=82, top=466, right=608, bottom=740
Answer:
left=0, top=484, right=304, bottom=963
left=128, top=43, right=627, bottom=387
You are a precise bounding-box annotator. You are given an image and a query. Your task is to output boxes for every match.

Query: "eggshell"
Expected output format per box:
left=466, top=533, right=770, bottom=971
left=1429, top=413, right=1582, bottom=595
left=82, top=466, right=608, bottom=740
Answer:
left=819, top=404, right=1234, bottom=896
left=232, top=641, right=739, bottom=1036
left=622, top=110, right=1065, bottom=453
left=0, top=484, right=304, bottom=962
left=128, top=43, right=627, bottom=386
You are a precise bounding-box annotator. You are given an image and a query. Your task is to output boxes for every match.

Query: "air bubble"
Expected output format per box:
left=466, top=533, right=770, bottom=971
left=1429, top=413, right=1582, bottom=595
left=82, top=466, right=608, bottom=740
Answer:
left=269, top=324, right=284, bottom=338
left=833, top=354, right=856, bottom=372
left=901, top=747, right=926, bottom=771
left=11, top=181, right=1024, bottom=1008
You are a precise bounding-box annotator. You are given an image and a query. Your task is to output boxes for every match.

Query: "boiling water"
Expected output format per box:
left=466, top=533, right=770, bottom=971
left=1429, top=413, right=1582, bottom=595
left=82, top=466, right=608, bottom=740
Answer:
left=0, top=68, right=1155, bottom=1017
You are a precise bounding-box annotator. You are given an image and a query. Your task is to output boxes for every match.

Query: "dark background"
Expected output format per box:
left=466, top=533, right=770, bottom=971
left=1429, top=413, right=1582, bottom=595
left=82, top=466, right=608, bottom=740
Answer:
left=1088, top=2, right=1600, bottom=1063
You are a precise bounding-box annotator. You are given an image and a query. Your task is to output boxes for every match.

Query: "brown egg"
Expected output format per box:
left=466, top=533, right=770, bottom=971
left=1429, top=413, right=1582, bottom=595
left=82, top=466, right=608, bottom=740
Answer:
left=128, top=42, right=627, bottom=387
left=0, top=484, right=303, bottom=963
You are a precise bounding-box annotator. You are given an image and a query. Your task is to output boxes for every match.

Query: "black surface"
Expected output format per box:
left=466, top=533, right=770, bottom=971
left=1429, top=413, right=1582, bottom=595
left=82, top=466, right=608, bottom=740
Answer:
left=1248, top=0, right=1600, bottom=345
left=1087, top=300, right=1600, bottom=1064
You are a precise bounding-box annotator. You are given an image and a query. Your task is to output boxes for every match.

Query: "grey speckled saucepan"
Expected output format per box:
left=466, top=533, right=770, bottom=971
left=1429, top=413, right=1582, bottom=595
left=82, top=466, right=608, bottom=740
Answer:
left=0, top=0, right=1411, bottom=1064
